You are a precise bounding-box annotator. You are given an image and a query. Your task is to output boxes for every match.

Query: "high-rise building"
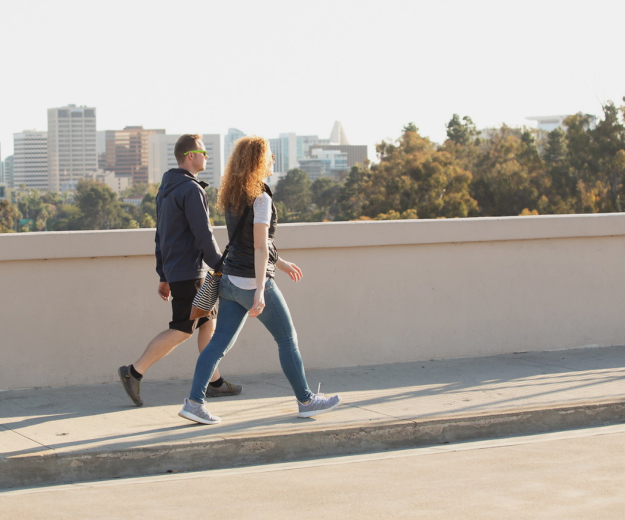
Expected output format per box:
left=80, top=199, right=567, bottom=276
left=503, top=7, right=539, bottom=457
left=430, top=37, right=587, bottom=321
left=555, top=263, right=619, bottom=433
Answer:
left=147, top=134, right=176, bottom=183
left=308, top=121, right=368, bottom=168
left=270, top=133, right=300, bottom=173
left=96, top=130, right=107, bottom=170
left=296, top=135, right=320, bottom=161
left=298, top=148, right=349, bottom=181
left=3, top=155, right=14, bottom=189
left=13, top=130, right=48, bottom=190
left=224, top=128, right=245, bottom=165
left=47, top=105, right=98, bottom=193
left=147, top=133, right=222, bottom=188
left=86, top=170, right=131, bottom=196
left=310, top=144, right=368, bottom=169
left=105, top=126, right=165, bottom=185
left=198, top=134, right=222, bottom=188
left=329, top=121, right=349, bottom=145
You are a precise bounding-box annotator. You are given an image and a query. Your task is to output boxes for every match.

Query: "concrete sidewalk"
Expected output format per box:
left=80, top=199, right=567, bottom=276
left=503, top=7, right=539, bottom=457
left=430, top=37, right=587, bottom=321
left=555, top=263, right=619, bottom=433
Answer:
left=2, top=346, right=625, bottom=489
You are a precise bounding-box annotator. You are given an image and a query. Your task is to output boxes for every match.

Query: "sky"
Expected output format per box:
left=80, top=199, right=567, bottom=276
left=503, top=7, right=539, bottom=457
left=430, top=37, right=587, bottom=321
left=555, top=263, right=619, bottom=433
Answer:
left=1, top=0, right=624, bottom=161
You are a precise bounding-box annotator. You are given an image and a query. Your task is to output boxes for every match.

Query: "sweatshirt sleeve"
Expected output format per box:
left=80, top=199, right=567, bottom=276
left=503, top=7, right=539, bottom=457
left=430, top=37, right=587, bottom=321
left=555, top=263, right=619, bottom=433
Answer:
left=154, top=227, right=166, bottom=282
left=154, top=193, right=166, bottom=282
left=184, top=185, right=223, bottom=269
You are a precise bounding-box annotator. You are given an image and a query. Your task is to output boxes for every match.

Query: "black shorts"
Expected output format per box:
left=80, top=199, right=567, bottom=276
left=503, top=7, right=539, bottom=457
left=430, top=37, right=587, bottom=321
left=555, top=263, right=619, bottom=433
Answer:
left=169, top=278, right=218, bottom=334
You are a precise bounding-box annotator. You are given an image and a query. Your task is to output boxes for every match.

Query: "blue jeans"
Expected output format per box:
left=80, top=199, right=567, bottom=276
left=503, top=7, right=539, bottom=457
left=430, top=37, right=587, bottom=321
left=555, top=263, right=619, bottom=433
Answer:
left=189, top=275, right=313, bottom=403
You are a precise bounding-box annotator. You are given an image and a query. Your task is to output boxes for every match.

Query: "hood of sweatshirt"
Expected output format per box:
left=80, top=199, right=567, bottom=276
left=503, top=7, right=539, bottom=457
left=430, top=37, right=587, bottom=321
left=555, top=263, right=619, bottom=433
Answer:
left=158, top=168, right=208, bottom=198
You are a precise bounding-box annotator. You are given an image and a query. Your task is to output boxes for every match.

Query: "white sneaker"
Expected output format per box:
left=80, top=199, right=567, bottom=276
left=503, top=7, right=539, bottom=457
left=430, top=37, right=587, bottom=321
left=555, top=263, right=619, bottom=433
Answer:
left=178, top=398, right=221, bottom=425
left=298, top=393, right=342, bottom=418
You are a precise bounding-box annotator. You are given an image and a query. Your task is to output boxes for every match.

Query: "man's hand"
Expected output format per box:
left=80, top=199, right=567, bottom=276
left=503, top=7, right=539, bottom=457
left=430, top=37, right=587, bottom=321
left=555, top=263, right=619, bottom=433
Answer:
left=277, top=258, right=303, bottom=282
left=158, top=281, right=171, bottom=301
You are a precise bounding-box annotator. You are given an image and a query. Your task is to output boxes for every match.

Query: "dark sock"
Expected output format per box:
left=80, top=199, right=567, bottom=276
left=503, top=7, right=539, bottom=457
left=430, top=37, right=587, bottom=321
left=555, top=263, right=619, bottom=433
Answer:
left=209, top=377, right=224, bottom=388
left=130, top=365, right=143, bottom=381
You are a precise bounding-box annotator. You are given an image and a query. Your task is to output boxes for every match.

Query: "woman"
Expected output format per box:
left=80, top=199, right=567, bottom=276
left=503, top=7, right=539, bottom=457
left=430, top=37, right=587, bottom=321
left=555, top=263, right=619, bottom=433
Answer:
left=179, top=136, right=341, bottom=424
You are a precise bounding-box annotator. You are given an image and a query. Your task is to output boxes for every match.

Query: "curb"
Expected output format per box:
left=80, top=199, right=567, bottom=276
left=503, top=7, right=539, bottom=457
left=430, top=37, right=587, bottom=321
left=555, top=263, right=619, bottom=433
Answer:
left=2, top=398, right=624, bottom=490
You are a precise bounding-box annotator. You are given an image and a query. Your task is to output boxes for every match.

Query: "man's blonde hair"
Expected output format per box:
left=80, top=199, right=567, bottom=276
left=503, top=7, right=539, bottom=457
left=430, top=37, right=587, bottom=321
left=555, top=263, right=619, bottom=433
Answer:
left=174, top=134, right=203, bottom=164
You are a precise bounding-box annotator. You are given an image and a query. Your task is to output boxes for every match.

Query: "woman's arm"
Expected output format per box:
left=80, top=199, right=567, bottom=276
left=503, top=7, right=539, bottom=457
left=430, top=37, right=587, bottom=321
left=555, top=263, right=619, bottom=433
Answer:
left=276, top=257, right=303, bottom=282
left=249, top=223, right=270, bottom=317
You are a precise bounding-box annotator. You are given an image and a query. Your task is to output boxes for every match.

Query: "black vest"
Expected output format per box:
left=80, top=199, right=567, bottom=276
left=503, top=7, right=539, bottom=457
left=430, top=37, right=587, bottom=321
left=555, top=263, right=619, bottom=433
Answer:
left=222, top=184, right=279, bottom=279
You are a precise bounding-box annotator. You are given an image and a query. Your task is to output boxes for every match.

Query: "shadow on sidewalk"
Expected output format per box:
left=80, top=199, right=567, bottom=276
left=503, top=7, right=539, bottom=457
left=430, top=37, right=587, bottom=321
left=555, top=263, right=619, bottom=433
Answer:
left=1, top=346, right=624, bottom=458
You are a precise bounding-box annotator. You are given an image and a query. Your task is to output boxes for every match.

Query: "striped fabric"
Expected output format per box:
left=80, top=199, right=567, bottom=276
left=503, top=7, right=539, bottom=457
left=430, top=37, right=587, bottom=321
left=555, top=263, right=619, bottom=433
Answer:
left=192, top=272, right=222, bottom=312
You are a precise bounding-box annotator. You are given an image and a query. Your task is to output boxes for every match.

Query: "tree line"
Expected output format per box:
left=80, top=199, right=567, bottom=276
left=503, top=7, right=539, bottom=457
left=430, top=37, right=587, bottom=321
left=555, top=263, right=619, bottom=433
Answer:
left=0, top=181, right=160, bottom=233
left=271, top=97, right=625, bottom=222
left=2, top=97, right=624, bottom=233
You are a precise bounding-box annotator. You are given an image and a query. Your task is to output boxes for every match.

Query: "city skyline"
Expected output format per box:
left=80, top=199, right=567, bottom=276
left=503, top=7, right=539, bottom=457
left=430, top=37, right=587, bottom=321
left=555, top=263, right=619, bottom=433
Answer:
left=1, top=0, right=624, bottom=162
left=1, top=108, right=365, bottom=192
left=1, top=114, right=365, bottom=165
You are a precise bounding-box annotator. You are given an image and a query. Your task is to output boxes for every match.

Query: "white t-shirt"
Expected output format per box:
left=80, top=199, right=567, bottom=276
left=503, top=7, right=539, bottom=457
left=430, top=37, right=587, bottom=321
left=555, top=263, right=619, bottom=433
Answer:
left=228, top=192, right=272, bottom=290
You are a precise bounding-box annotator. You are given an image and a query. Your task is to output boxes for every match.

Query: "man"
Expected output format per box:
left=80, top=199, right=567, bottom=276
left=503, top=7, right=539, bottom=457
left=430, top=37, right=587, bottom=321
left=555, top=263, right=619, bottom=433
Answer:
left=118, top=134, right=242, bottom=406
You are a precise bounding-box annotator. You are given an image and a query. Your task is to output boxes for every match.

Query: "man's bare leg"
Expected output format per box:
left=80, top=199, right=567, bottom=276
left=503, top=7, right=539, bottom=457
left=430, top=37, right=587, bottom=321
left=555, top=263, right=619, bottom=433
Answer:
left=133, top=329, right=191, bottom=375
left=119, top=328, right=190, bottom=406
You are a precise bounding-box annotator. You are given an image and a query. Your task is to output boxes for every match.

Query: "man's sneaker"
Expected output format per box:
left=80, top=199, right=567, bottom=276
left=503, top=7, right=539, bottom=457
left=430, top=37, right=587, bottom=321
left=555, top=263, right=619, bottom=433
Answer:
left=205, top=380, right=243, bottom=398
left=298, top=393, right=342, bottom=418
left=178, top=398, right=221, bottom=425
left=118, top=366, right=143, bottom=406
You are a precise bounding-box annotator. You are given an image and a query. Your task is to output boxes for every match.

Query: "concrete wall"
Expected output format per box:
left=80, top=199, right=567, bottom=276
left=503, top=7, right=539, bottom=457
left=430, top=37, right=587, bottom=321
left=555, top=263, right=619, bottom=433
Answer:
left=2, top=214, right=625, bottom=390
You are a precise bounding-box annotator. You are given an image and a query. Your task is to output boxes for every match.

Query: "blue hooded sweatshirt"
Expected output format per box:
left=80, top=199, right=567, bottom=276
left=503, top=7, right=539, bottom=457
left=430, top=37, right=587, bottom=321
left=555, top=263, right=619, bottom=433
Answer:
left=155, top=168, right=222, bottom=283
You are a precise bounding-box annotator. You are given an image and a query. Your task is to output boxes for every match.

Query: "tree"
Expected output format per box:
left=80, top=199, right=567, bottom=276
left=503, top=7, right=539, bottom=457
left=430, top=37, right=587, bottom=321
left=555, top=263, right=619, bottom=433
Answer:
left=339, top=127, right=478, bottom=221
left=204, top=186, right=225, bottom=226
left=74, top=180, right=125, bottom=230
left=311, top=177, right=341, bottom=220
left=119, top=182, right=157, bottom=199
left=590, top=101, right=625, bottom=212
left=336, top=165, right=372, bottom=220
left=544, top=128, right=567, bottom=164
left=140, top=213, right=156, bottom=228
left=379, top=129, right=478, bottom=218
left=50, top=204, right=83, bottom=231
left=541, top=127, right=575, bottom=213
left=446, top=114, right=480, bottom=146
left=470, top=125, right=546, bottom=216
left=273, top=169, right=312, bottom=221
left=0, top=200, right=21, bottom=233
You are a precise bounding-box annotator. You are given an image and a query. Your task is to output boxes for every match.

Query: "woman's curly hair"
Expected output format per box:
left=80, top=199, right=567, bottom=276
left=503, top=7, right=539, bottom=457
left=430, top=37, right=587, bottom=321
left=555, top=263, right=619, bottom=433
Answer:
left=218, top=136, right=271, bottom=215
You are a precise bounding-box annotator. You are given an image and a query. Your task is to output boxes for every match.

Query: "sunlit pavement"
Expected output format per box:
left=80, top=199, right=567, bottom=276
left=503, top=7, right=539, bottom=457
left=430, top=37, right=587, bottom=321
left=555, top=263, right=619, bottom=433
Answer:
left=1, top=346, right=624, bottom=489
left=2, top=424, right=625, bottom=519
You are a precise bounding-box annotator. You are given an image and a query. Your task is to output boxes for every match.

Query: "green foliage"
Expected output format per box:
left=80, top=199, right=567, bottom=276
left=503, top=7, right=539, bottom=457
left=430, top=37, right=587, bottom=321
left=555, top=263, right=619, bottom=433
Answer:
left=274, top=169, right=313, bottom=221
left=119, top=182, right=157, bottom=199
left=4, top=100, right=625, bottom=234
left=446, top=114, right=480, bottom=146
left=350, top=130, right=478, bottom=220
left=469, top=126, right=545, bottom=216
left=311, top=177, right=341, bottom=221
left=140, top=214, right=156, bottom=228
left=336, top=166, right=372, bottom=220
left=204, top=186, right=225, bottom=226
left=74, top=180, right=126, bottom=229
left=0, top=199, right=21, bottom=232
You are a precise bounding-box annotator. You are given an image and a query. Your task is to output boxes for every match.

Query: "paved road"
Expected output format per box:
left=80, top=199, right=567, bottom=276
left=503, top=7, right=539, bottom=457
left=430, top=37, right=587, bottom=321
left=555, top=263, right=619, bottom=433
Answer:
left=2, top=424, right=624, bottom=519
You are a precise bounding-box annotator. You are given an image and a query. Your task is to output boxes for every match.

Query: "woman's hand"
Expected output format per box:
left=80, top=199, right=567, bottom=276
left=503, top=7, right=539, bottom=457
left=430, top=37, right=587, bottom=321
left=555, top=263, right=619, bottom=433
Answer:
left=277, top=257, right=303, bottom=282
left=249, top=287, right=266, bottom=317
